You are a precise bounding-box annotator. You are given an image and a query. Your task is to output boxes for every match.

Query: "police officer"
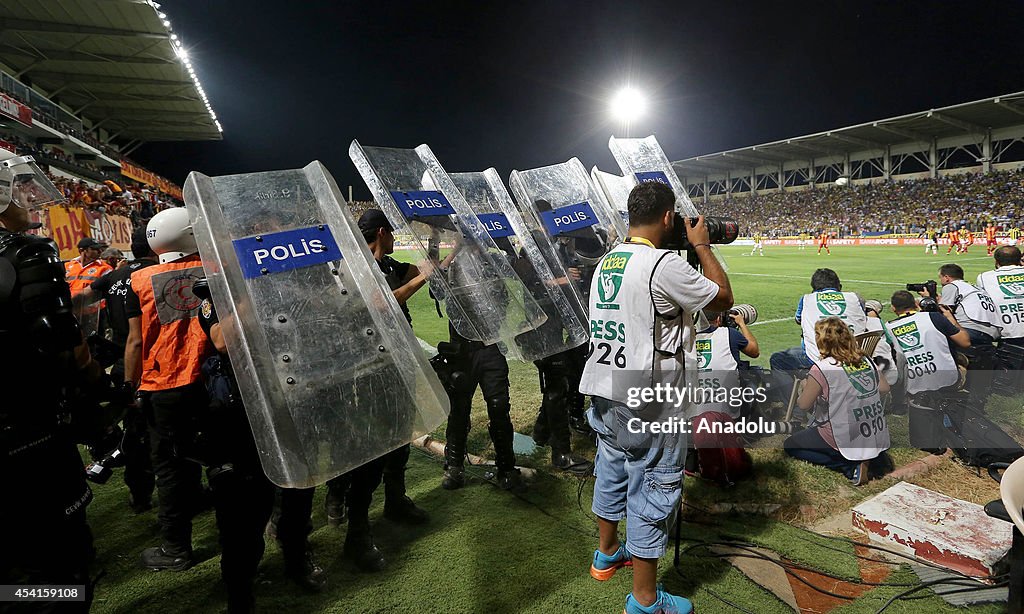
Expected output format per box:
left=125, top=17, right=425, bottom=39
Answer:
left=73, top=226, right=157, bottom=512
left=580, top=181, right=732, bottom=614
left=324, top=209, right=431, bottom=572
left=977, top=246, right=1024, bottom=347
left=0, top=150, right=99, bottom=611
left=440, top=236, right=521, bottom=490
left=124, top=207, right=211, bottom=571
left=193, top=279, right=326, bottom=611
left=66, top=236, right=112, bottom=338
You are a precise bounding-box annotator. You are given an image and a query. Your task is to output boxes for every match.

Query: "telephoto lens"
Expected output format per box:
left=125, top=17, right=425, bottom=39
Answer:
left=728, top=304, right=757, bottom=326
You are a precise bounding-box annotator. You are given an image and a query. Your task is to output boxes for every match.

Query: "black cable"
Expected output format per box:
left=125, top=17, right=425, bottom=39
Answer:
left=672, top=556, right=758, bottom=614
left=874, top=577, right=1010, bottom=614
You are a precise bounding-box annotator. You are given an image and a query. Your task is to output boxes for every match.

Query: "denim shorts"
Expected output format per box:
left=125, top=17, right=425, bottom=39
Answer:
left=588, top=397, right=685, bottom=559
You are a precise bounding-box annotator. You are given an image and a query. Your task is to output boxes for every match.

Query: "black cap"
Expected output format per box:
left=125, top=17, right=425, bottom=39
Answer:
left=78, top=237, right=108, bottom=249
left=130, top=226, right=153, bottom=257
left=358, top=209, right=393, bottom=234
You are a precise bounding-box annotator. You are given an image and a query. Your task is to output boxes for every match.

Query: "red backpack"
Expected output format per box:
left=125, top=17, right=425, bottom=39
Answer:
left=692, top=412, right=753, bottom=486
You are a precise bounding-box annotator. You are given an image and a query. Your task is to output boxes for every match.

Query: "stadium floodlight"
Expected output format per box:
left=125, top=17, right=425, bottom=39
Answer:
left=162, top=19, right=171, bottom=27
left=610, top=87, right=647, bottom=137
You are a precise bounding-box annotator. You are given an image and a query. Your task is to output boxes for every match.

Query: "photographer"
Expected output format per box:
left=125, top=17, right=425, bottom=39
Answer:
left=685, top=307, right=759, bottom=484
left=580, top=181, right=731, bottom=614
left=0, top=151, right=99, bottom=611
left=784, top=318, right=891, bottom=486
left=977, top=246, right=1024, bottom=347
left=770, top=268, right=869, bottom=408
left=885, top=290, right=970, bottom=397
left=934, top=264, right=1001, bottom=398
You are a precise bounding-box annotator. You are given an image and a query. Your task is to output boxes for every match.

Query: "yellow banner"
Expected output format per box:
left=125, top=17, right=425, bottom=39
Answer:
left=120, top=159, right=183, bottom=200
left=45, top=206, right=92, bottom=260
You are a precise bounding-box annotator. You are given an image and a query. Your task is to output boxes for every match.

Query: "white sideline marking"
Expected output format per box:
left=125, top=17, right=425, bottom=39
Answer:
left=728, top=272, right=903, bottom=286
left=749, top=317, right=793, bottom=327
left=927, top=256, right=992, bottom=264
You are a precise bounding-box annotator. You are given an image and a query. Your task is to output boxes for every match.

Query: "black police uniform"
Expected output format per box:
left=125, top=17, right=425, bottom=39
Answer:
left=324, top=254, right=426, bottom=572
left=0, top=230, right=94, bottom=612
left=195, top=285, right=325, bottom=611
left=89, top=257, right=157, bottom=511
left=442, top=322, right=519, bottom=489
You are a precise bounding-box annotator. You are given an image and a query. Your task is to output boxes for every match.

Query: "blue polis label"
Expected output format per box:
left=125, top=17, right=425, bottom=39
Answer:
left=539, top=201, right=598, bottom=236
left=635, top=171, right=671, bottom=186
left=477, top=212, right=515, bottom=238
left=389, top=190, right=455, bottom=219
left=233, top=225, right=342, bottom=279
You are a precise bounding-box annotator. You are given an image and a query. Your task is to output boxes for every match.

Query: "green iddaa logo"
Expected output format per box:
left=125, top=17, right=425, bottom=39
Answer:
left=597, top=252, right=632, bottom=304
left=816, top=293, right=847, bottom=316
left=891, top=321, right=922, bottom=350
left=696, top=339, right=712, bottom=370
left=997, top=274, right=1024, bottom=298
left=846, top=361, right=878, bottom=396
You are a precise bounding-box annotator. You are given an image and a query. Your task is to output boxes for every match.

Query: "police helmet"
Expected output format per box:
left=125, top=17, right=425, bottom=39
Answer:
left=147, top=207, right=198, bottom=264
left=0, top=148, right=65, bottom=214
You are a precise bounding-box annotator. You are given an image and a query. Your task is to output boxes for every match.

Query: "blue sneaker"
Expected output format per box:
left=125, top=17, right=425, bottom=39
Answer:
left=624, top=586, right=694, bottom=614
left=590, top=543, right=632, bottom=581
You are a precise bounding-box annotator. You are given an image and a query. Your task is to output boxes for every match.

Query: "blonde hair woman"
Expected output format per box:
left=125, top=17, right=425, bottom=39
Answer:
left=784, top=317, right=892, bottom=486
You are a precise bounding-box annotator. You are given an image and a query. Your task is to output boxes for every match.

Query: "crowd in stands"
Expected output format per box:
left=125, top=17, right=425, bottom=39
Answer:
left=705, top=168, right=1024, bottom=236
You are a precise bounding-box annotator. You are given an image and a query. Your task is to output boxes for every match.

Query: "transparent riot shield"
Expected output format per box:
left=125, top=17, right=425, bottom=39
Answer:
left=608, top=135, right=700, bottom=216
left=508, top=157, right=625, bottom=323
left=448, top=168, right=584, bottom=361
left=591, top=167, right=634, bottom=227
left=349, top=141, right=545, bottom=352
left=184, top=161, right=449, bottom=488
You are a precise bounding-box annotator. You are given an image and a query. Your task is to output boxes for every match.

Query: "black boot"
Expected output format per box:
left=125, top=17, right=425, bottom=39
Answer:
left=284, top=547, right=327, bottom=593
left=324, top=476, right=348, bottom=527
left=552, top=450, right=592, bottom=475
left=140, top=543, right=193, bottom=571
left=343, top=520, right=386, bottom=572
left=442, top=444, right=465, bottom=490
left=383, top=445, right=429, bottom=524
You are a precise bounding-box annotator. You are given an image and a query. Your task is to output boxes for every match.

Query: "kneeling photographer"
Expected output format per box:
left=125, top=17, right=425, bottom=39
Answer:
left=684, top=305, right=760, bottom=485
left=931, top=265, right=1001, bottom=400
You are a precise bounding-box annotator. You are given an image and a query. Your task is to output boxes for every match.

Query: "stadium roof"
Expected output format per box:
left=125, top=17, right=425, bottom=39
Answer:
left=0, top=0, right=222, bottom=143
left=673, top=91, right=1024, bottom=177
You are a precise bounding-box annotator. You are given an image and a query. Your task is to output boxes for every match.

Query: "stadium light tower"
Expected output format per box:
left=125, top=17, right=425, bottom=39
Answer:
left=610, top=87, right=647, bottom=137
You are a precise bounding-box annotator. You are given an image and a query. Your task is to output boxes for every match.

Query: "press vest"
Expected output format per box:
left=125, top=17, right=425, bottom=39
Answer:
left=800, top=291, right=868, bottom=361
left=579, top=242, right=706, bottom=406
left=815, top=357, right=890, bottom=461
left=945, top=279, right=1001, bottom=339
left=978, top=266, right=1024, bottom=339
left=130, top=255, right=210, bottom=391
left=885, top=311, right=959, bottom=394
left=685, top=326, right=741, bottom=419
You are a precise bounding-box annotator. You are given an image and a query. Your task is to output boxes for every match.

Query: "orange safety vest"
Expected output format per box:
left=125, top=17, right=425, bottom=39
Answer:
left=130, top=255, right=211, bottom=391
left=65, top=258, right=113, bottom=295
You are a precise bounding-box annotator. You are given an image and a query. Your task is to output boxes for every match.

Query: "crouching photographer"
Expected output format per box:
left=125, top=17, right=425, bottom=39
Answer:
left=683, top=305, right=761, bottom=485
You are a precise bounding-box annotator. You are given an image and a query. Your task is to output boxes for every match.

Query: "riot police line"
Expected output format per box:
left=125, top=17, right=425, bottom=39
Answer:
left=5, top=134, right=1024, bottom=614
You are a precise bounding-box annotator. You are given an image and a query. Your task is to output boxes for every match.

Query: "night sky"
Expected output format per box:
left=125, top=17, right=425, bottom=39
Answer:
left=132, top=1, right=1024, bottom=199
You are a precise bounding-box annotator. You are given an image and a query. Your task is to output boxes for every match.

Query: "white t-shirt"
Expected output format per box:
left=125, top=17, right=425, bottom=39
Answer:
left=579, top=241, right=720, bottom=408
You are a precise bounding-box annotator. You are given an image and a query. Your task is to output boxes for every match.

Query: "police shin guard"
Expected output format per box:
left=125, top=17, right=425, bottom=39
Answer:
left=486, top=397, right=523, bottom=491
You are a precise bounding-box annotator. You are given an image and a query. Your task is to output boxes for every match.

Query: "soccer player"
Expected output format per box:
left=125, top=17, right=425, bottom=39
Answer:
left=1009, top=225, right=1021, bottom=247
left=798, top=232, right=808, bottom=250
left=749, top=231, right=764, bottom=256
left=961, top=227, right=974, bottom=253
left=946, top=227, right=961, bottom=255
left=985, top=223, right=998, bottom=256
left=817, top=231, right=830, bottom=255
left=925, top=228, right=938, bottom=255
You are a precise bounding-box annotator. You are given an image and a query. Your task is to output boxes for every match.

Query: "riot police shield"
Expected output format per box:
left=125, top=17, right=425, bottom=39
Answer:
left=508, top=158, right=625, bottom=324
left=608, top=135, right=700, bottom=216
left=591, top=167, right=633, bottom=226
left=349, top=141, right=545, bottom=353
left=448, top=168, right=584, bottom=361
left=184, top=161, right=449, bottom=488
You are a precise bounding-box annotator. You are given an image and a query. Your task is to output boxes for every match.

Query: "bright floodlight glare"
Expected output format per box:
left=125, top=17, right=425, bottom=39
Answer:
left=610, top=87, right=647, bottom=123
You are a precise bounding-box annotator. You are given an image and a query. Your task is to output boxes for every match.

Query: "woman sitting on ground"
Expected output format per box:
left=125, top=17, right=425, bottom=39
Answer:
left=784, top=317, right=892, bottom=486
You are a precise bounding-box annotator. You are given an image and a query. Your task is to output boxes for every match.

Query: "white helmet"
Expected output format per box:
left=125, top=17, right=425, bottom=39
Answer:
left=0, top=148, right=65, bottom=214
left=147, top=207, right=197, bottom=263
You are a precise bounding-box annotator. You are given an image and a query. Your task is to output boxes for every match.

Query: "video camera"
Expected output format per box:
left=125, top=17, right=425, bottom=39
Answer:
left=663, top=215, right=739, bottom=251
left=907, top=280, right=938, bottom=298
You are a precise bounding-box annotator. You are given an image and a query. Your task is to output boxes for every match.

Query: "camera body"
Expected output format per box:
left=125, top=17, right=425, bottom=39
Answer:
left=906, top=280, right=938, bottom=298
left=663, top=215, right=739, bottom=251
